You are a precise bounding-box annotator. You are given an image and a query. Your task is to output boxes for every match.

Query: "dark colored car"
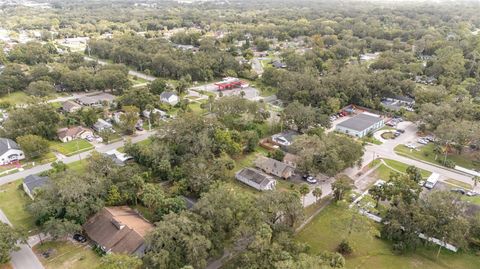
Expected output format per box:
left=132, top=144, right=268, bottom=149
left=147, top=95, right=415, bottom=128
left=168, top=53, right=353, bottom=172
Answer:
left=73, top=234, right=87, bottom=243
left=396, top=129, right=405, bottom=133
left=450, top=188, right=466, bottom=195
left=135, top=126, right=144, bottom=131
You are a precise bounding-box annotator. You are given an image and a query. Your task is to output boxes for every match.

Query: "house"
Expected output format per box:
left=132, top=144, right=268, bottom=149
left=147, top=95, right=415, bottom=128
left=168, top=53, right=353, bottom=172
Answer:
left=160, top=92, right=179, bottom=106
left=76, top=93, right=116, bottom=107
left=335, top=112, right=384, bottom=138
left=22, top=174, right=49, bottom=200
left=255, top=156, right=295, bottom=179
left=103, top=150, right=133, bottom=166
left=93, top=119, right=113, bottom=132
left=283, top=153, right=299, bottom=168
left=83, top=206, right=154, bottom=256
left=235, top=167, right=276, bottom=191
left=57, top=126, right=94, bottom=142
left=62, top=100, right=82, bottom=113
left=142, top=109, right=167, bottom=119
left=0, top=138, right=25, bottom=165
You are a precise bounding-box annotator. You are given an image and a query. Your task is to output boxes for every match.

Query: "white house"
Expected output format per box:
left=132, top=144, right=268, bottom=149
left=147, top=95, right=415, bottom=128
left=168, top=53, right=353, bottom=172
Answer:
left=335, top=112, right=384, bottom=138
left=93, top=119, right=113, bottom=132
left=0, top=138, right=25, bottom=165
left=160, top=92, right=179, bottom=106
left=235, top=167, right=276, bottom=191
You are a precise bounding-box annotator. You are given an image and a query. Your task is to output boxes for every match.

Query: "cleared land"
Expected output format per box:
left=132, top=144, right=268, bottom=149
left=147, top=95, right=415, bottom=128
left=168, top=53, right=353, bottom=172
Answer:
left=50, top=140, right=94, bottom=156
left=0, top=179, right=36, bottom=233
left=34, top=241, right=101, bottom=269
left=296, top=204, right=480, bottom=269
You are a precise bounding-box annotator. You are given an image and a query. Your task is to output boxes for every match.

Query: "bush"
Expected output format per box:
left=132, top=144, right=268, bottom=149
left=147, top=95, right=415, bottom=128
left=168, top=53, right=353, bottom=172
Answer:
left=392, top=241, right=407, bottom=254
left=442, top=159, right=456, bottom=168
left=337, top=239, right=353, bottom=255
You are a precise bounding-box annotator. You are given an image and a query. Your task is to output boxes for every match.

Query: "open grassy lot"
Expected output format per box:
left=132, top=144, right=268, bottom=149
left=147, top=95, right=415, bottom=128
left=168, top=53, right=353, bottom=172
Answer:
left=395, top=144, right=479, bottom=170
left=50, top=140, right=94, bottom=156
left=361, top=136, right=382, bottom=145
left=0, top=179, right=36, bottom=233
left=296, top=204, right=480, bottom=269
left=372, top=158, right=431, bottom=180
left=66, top=159, right=89, bottom=173
left=0, top=92, right=32, bottom=105
left=34, top=241, right=101, bottom=269
left=188, top=102, right=205, bottom=114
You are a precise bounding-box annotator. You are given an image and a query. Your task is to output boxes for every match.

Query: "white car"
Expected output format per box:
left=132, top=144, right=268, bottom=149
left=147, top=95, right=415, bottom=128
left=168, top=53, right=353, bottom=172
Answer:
left=418, top=139, right=428, bottom=145
left=273, top=136, right=291, bottom=146
left=306, top=176, right=318, bottom=184
left=406, top=143, right=416, bottom=149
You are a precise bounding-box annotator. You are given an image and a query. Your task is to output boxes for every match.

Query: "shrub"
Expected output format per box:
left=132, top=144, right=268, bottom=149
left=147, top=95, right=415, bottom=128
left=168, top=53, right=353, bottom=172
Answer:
left=337, top=239, right=353, bottom=255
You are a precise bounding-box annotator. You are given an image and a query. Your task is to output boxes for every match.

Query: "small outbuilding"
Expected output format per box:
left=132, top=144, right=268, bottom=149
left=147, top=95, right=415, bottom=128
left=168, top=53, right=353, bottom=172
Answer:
left=160, top=92, right=179, bottom=106
left=235, top=167, right=276, bottom=191
left=93, top=119, right=113, bottom=132
left=23, top=174, right=49, bottom=200
left=335, top=112, right=384, bottom=138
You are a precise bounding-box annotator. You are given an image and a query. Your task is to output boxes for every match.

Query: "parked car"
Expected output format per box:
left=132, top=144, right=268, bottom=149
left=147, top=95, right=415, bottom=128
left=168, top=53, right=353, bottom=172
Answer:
left=73, top=234, right=87, bottom=243
left=85, top=135, right=94, bottom=142
left=306, top=176, right=318, bottom=184
left=396, top=129, right=405, bottom=133
left=418, top=138, right=428, bottom=145
left=136, top=126, right=144, bottom=131
left=451, top=188, right=466, bottom=195
left=273, top=136, right=291, bottom=146
left=405, top=143, right=416, bottom=149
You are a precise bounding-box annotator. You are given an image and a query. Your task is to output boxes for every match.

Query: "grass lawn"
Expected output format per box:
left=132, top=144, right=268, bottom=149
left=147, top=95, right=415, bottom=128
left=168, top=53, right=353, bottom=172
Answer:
left=188, top=102, right=204, bottom=115
left=296, top=204, right=480, bottom=269
left=372, top=159, right=431, bottom=180
left=34, top=241, right=101, bottom=269
left=361, top=136, right=382, bottom=145
left=50, top=140, right=94, bottom=156
left=395, top=144, right=479, bottom=170
left=444, top=179, right=473, bottom=190
left=0, top=92, right=32, bottom=105
left=66, top=159, right=89, bottom=173
left=0, top=179, right=36, bottom=233
left=129, top=75, right=148, bottom=85
left=463, top=195, right=480, bottom=206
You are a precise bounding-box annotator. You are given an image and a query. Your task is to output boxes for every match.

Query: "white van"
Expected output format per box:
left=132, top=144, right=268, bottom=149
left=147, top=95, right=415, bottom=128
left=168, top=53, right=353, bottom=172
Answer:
left=424, top=173, right=439, bottom=189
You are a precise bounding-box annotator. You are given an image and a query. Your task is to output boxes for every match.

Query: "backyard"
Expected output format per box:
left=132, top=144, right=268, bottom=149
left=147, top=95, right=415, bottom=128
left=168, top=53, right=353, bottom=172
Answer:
left=296, top=204, right=480, bottom=269
left=34, top=241, right=101, bottom=269
left=395, top=144, right=480, bottom=170
left=50, top=140, right=94, bottom=156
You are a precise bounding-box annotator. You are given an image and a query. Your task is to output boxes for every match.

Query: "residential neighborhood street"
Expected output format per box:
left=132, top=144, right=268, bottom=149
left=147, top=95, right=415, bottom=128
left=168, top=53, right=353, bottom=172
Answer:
left=0, top=210, right=44, bottom=269
left=0, top=131, right=155, bottom=186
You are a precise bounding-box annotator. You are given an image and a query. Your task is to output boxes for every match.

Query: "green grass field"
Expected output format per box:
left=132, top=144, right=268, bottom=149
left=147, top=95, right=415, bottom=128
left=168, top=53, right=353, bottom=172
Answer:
left=0, top=92, right=32, bottom=105
left=296, top=204, right=480, bottom=269
left=0, top=179, right=36, bottom=233
left=395, top=144, right=479, bottom=170
left=34, top=241, right=101, bottom=269
left=50, top=140, right=94, bottom=156
left=66, top=159, right=89, bottom=173
left=372, top=158, right=431, bottom=180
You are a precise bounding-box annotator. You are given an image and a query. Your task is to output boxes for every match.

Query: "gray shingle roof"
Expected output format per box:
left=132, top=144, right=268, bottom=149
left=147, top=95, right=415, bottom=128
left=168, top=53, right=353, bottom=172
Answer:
left=337, top=113, right=383, bottom=132
left=160, top=91, right=177, bottom=99
left=23, top=175, right=49, bottom=193
left=0, top=138, right=21, bottom=155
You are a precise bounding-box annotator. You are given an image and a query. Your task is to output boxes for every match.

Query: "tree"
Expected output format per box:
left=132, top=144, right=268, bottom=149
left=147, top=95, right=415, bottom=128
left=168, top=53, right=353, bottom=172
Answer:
left=141, top=183, right=165, bottom=213
left=119, top=106, right=140, bottom=135
left=332, top=176, right=353, bottom=202
left=42, top=218, right=82, bottom=239
left=0, top=223, right=25, bottom=264
left=243, top=130, right=259, bottom=153
left=268, top=149, right=285, bottom=161
left=149, top=79, right=168, bottom=95
left=369, top=184, right=387, bottom=208
left=283, top=101, right=318, bottom=132
left=312, top=187, right=323, bottom=203
left=16, top=134, right=50, bottom=159
left=473, top=176, right=480, bottom=187
left=26, top=80, right=55, bottom=97
left=119, top=88, right=156, bottom=111
left=99, top=129, right=115, bottom=144
left=2, top=103, right=60, bottom=140
left=298, top=183, right=310, bottom=206
left=99, top=254, right=142, bottom=269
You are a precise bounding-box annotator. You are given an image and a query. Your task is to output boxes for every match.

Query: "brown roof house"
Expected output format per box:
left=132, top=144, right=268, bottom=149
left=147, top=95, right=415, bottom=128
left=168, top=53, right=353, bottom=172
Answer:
left=62, top=100, right=82, bottom=113
left=84, top=206, right=154, bottom=256
left=255, top=156, right=295, bottom=179
left=57, top=126, right=94, bottom=143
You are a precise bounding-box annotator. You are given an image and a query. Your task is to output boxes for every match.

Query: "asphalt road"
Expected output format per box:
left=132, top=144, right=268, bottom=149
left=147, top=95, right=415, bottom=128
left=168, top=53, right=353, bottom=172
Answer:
left=0, top=210, right=44, bottom=269
left=0, top=131, right=155, bottom=186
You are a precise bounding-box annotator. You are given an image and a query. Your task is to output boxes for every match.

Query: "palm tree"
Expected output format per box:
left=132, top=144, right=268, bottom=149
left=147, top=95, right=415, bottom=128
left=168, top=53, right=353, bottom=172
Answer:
left=312, top=187, right=322, bottom=203
left=473, top=176, right=480, bottom=187
left=299, top=184, right=310, bottom=206
left=433, top=145, right=442, bottom=161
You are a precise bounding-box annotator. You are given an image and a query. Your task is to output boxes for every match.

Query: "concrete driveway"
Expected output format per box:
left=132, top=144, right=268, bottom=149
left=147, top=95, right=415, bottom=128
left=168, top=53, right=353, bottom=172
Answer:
left=0, top=210, right=44, bottom=269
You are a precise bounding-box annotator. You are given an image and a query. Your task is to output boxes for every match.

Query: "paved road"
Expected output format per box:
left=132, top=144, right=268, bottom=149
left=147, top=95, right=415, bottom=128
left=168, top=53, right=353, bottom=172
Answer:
left=343, top=121, right=478, bottom=192
left=251, top=58, right=264, bottom=75
left=84, top=56, right=156, bottom=81
left=46, top=91, right=101, bottom=104
left=0, top=131, right=155, bottom=186
left=0, top=210, right=44, bottom=269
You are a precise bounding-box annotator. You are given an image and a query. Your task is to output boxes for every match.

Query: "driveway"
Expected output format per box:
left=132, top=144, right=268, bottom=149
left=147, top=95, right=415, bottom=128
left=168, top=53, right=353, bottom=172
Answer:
left=0, top=210, right=44, bottom=269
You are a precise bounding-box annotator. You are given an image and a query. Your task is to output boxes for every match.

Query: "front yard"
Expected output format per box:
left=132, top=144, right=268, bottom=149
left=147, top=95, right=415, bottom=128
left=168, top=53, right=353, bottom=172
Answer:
left=296, top=204, right=480, bottom=269
left=371, top=158, right=431, bottom=180
left=34, top=241, right=101, bottom=269
left=395, top=144, right=480, bottom=170
left=0, top=179, right=36, bottom=233
left=50, top=140, right=94, bottom=156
